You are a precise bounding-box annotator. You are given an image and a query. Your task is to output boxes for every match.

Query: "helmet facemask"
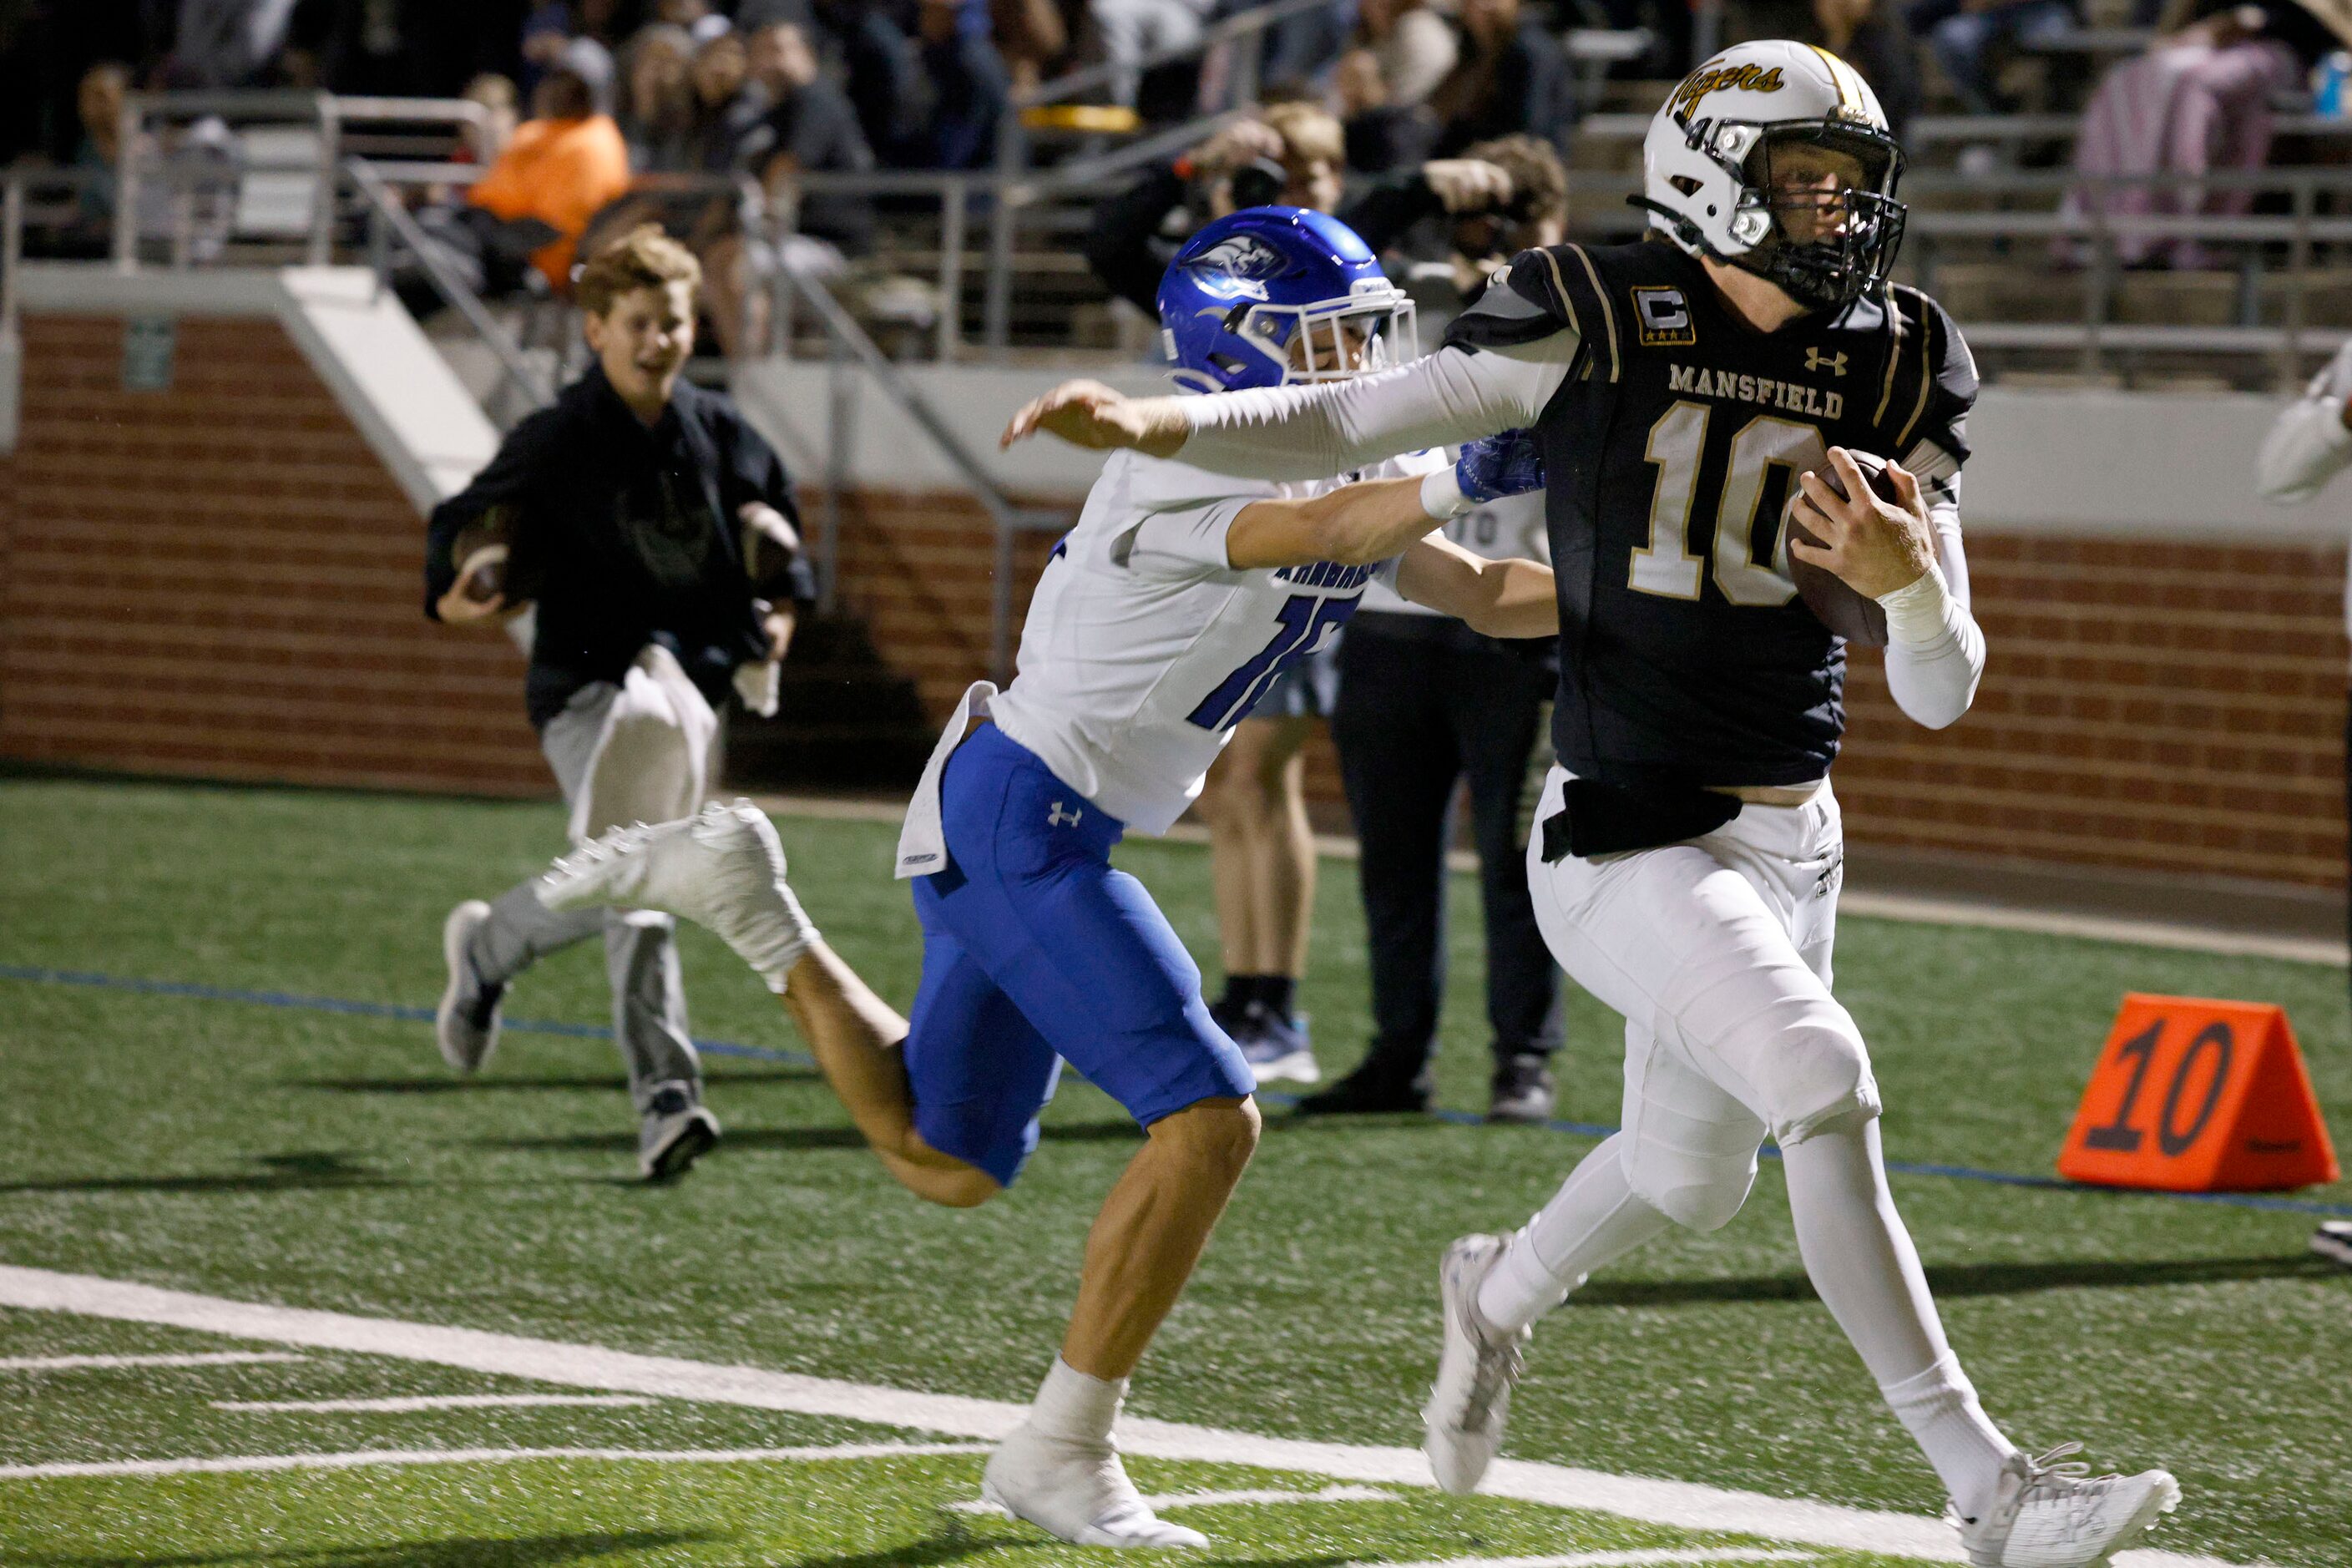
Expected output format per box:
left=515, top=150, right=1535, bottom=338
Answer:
left=1719, top=120, right=1906, bottom=311
left=1245, top=286, right=1418, bottom=386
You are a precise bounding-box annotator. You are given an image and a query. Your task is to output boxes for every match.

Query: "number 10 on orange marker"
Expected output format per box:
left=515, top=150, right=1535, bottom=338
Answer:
left=2057, top=994, right=2338, bottom=1193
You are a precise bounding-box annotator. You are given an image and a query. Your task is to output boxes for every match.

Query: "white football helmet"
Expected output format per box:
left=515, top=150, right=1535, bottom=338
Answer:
left=1639, top=40, right=1906, bottom=311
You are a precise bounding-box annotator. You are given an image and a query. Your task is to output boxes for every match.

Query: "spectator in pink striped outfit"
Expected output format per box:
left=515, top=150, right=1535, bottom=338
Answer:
left=2060, top=2, right=2300, bottom=271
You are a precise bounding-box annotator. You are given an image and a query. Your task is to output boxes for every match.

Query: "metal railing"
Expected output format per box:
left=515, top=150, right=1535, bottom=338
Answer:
left=53, top=83, right=2352, bottom=392
left=979, top=0, right=1334, bottom=350
left=1570, top=109, right=2352, bottom=155
left=346, top=159, right=555, bottom=416
left=766, top=240, right=1069, bottom=677
left=2, top=164, right=106, bottom=357
left=112, top=89, right=486, bottom=271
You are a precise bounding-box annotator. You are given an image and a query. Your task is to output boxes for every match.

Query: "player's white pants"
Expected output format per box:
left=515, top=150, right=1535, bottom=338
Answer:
left=1525, top=767, right=1879, bottom=1232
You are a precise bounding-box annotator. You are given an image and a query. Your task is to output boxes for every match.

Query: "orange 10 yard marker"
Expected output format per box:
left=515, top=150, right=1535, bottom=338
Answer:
left=2057, top=994, right=2338, bottom=1192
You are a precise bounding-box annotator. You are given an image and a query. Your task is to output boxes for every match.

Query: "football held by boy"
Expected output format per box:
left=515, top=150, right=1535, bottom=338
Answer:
left=538, top=208, right=1561, bottom=1550
left=1004, top=43, right=2180, bottom=1568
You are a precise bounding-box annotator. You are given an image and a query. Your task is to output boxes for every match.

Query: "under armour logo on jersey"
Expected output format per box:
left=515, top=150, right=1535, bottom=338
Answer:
left=1805, top=347, right=1849, bottom=377
left=1047, top=801, right=1084, bottom=829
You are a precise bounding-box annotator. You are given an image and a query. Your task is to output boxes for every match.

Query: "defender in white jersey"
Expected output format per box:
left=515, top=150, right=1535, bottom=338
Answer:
left=1005, top=48, right=2180, bottom=1568
left=531, top=207, right=1561, bottom=1551
left=988, top=443, right=1444, bottom=836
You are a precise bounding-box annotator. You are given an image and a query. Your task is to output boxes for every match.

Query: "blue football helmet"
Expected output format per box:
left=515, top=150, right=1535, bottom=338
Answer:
left=1157, top=207, right=1418, bottom=394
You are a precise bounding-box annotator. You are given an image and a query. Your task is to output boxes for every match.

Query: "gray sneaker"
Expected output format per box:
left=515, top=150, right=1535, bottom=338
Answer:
left=1955, top=1444, right=2179, bottom=1568
left=1422, top=1233, right=1530, bottom=1494
left=638, top=1083, right=721, bottom=1181
left=1487, top=1055, right=1557, bottom=1125
left=434, top=900, right=503, bottom=1075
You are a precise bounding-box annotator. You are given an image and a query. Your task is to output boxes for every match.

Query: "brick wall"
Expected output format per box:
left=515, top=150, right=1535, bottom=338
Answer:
left=827, top=488, right=1358, bottom=811
left=0, top=313, right=547, bottom=796
left=831, top=491, right=2350, bottom=891
left=8, top=321, right=2340, bottom=892
left=1839, top=537, right=2348, bottom=888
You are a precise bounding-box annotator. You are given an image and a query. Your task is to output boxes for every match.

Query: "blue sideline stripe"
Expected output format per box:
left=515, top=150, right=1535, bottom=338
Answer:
left=0, top=964, right=801, bottom=1065
left=7, top=961, right=2350, bottom=1219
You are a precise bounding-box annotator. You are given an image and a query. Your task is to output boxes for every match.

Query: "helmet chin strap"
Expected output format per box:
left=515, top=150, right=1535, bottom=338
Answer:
left=1626, top=195, right=1719, bottom=260
left=1630, top=195, right=1851, bottom=317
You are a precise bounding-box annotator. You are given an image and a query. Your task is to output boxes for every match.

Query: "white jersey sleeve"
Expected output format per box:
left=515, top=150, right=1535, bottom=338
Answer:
left=1176, top=342, right=1572, bottom=481
left=1126, top=496, right=1255, bottom=572
left=1877, top=300, right=1985, bottom=731
left=2256, top=341, right=2352, bottom=504
left=985, top=445, right=1447, bottom=834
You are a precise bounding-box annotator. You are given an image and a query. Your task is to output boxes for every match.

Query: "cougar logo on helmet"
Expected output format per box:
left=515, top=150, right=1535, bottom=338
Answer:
left=1184, top=235, right=1290, bottom=301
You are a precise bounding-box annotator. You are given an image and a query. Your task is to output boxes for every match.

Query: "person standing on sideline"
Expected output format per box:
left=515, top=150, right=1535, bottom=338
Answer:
left=2254, top=337, right=2352, bottom=1272
left=423, top=225, right=816, bottom=1181
left=1304, top=132, right=1572, bottom=1122
left=1304, top=487, right=1565, bottom=1120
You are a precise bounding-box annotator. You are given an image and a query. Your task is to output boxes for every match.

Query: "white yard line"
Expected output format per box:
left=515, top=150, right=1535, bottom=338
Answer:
left=0, top=1264, right=2237, bottom=1568
left=0, top=1442, right=989, bottom=1482
left=1360, top=1552, right=1816, bottom=1568
left=952, top=1483, right=1399, bottom=1514
left=0, top=1353, right=310, bottom=1372
left=214, top=1393, right=654, bottom=1414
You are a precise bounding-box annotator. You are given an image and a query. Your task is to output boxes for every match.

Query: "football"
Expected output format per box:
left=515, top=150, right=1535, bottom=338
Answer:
left=449, top=505, right=519, bottom=606
left=1785, top=450, right=1899, bottom=646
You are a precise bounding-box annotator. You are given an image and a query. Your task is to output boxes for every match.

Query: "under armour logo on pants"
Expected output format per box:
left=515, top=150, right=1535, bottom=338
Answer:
left=1047, top=802, right=1084, bottom=828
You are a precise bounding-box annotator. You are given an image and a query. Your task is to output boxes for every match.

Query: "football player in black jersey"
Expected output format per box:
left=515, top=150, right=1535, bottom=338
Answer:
left=1004, top=39, right=2180, bottom=1568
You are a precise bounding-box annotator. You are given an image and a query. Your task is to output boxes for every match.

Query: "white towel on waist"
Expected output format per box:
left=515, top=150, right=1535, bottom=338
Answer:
left=895, top=680, right=995, bottom=879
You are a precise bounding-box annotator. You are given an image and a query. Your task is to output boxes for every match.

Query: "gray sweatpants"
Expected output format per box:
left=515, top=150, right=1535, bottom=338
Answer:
left=468, top=661, right=716, bottom=1112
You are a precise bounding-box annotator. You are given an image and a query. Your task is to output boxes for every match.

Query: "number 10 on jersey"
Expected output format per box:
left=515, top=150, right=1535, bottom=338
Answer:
left=1630, top=402, right=1823, bottom=606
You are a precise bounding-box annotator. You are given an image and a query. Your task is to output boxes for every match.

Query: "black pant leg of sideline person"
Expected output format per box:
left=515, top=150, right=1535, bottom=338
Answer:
left=1449, top=634, right=1564, bottom=1108
left=1314, top=615, right=1463, bottom=1112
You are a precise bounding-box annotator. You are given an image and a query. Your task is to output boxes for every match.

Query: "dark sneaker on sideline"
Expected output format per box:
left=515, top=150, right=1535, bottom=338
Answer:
left=1486, top=1055, right=1557, bottom=1125
left=639, top=1083, right=721, bottom=1181
left=1294, top=1059, right=1433, bottom=1116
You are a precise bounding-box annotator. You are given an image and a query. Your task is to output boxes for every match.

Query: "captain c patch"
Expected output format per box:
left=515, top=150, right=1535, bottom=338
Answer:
left=1632, top=286, right=1697, bottom=348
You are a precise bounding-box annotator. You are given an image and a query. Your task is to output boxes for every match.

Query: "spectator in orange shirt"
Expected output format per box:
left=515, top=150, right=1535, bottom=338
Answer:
left=467, top=45, right=634, bottom=291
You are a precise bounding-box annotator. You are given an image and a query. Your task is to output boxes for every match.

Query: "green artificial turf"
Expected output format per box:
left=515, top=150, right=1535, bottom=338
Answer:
left=0, top=776, right=2344, bottom=1565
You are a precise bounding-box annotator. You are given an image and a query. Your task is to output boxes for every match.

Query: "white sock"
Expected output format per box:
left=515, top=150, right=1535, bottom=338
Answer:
left=1026, top=1356, right=1125, bottom=1448
left=1478, top=1135, right=1672, bottom=1333
left=1779, top=1120, right=2016, bottom=1516
left=734, top=883, right=816, bottom=994
left=1882, top=1355, right=2016, bottom=1521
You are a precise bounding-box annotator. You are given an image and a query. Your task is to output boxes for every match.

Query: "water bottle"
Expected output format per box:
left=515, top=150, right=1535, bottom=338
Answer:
left=2317, top=52, right=2349, bottom=119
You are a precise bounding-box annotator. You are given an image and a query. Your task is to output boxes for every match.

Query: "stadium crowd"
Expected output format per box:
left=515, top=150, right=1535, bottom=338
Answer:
left=2, top=0, right=2347, bottom=291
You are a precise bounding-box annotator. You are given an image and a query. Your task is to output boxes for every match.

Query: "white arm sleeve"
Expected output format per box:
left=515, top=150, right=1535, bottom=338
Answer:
left=1176, top=338, right=1576, bottom=481
left=2255, top=347, right=2352, bottom=503
left=1877, top=439, right=1985, bottom=731
left=1126, top=498, right=1252, bottom=572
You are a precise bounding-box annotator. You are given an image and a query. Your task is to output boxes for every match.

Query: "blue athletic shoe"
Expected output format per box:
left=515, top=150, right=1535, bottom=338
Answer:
left=1237, top=1006, right=1318, bottom=1087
